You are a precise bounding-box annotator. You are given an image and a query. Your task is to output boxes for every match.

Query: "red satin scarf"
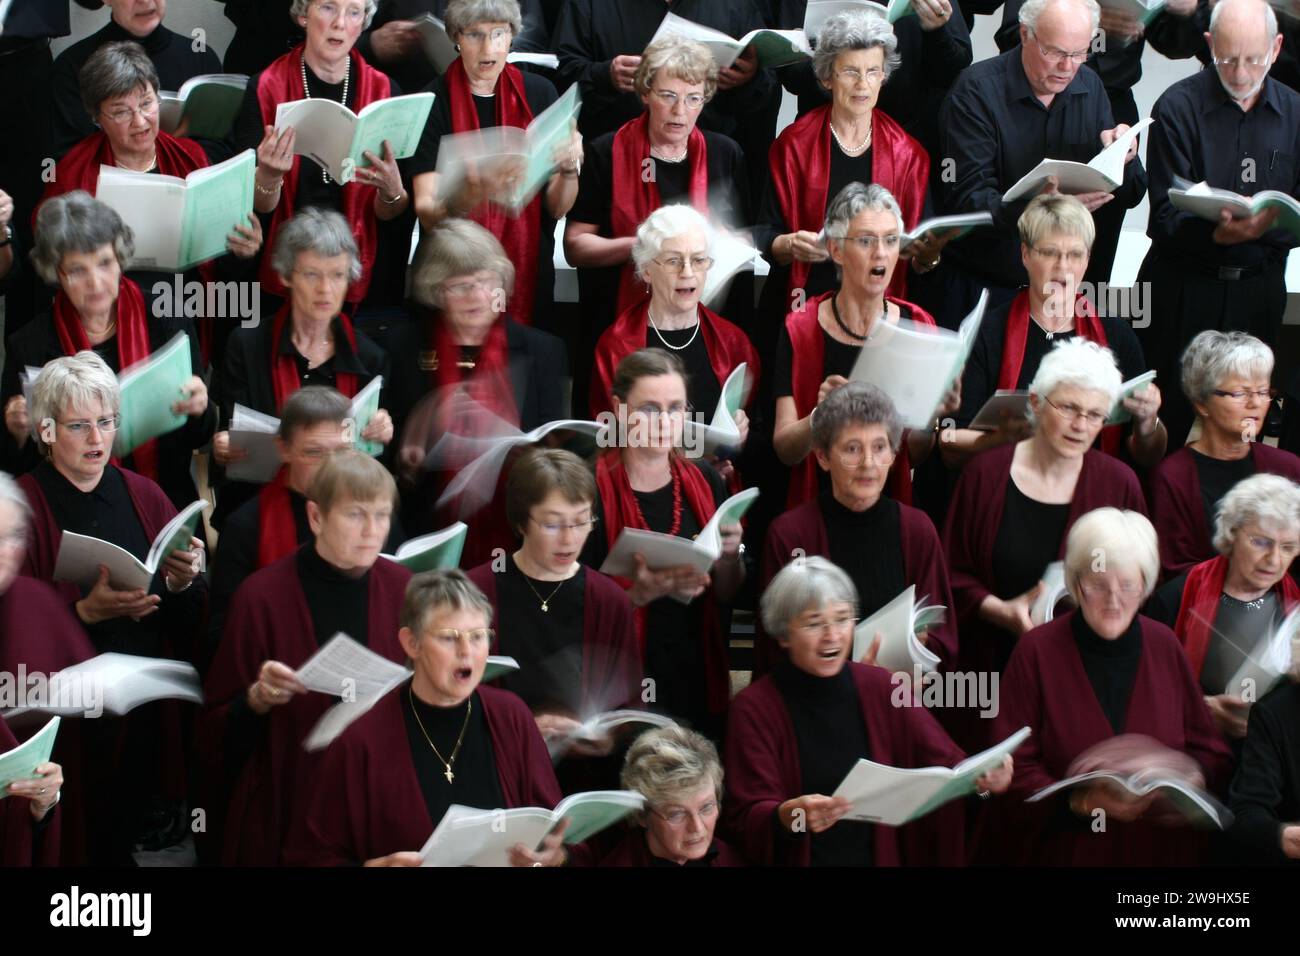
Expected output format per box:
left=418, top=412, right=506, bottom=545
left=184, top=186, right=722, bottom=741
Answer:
left=1000, top=290, right=1120, bottom=456
left=768, top=105, right=927, bottom=306
left=609, top=113, right=710, bottom=315
left=446, top=60, right=540, bottom=324
left=256, top=468, right=301, bottom=569
left=53, top=277, right=159, bottom=480
left=1174, top=554, right=1300, bottom=678
left=269, top=303, right=360, bottom=410
left=255, top=46, right=388, bottom=304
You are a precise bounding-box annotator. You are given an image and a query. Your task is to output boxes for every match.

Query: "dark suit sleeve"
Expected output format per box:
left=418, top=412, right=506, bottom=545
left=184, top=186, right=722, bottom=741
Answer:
left=1228, top=694, right=1294, bottom=864
left=1145, top=88, right=1219, bottom=254
left=554, top=0, right=616, bottom=98
left=938, top=77, right=1032, bottom=228
left=213, top=327, right=255, bottom=429
left=1145, top=4, right=1209, bottom=60
left=50, top=49, right=94, bottom=160
left=534, top=329, right=570, bottom=424
left=204, top=504, right=258, bottom=675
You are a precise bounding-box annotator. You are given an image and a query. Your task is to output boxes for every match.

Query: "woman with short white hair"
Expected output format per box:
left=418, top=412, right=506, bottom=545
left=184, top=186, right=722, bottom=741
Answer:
left=944, top=338, right=1147, bottom=725
left=1147, top=473, right=1300, bottom=742
left=989, top=507, right=1233, bottom=866
left=1150, top=330, right=1300, bottom=580
left=589, top=204, right=758, bottom=442
left=724, top=556, right=1010, bottom=867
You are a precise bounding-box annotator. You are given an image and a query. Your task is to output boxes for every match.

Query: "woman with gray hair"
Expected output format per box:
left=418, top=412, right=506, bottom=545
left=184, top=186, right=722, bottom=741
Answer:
left=17, top=351, right=207, bottom=864
left=589, top=205, right=757, bottom=441
left=758, top=381, right=956, bottom=678
left=1149, top=330, right=1300, bottom=580
left=411, top=0, right=582, bottom=326
left=989, top=507, right=1232, bottom=866
left=386, top=216, right=568, bottom=564
left=944, top=338, right=1146, bottom=696
left=2, top=190, right=216, bottom=511
left=760, top=10, right=937, bottom=324
left=773, top=182, right=953, bottom=512
left=724, top=555, right=1011, bottom=867
left=1147, top=473, right=1300, bottom=743
left=565, top=36, right=749, bottom=328
left=212, top=206, right=392, bottom=524
left=234, top=0, right=408, bottom=311
left=597, top=725, right=744, bottom=866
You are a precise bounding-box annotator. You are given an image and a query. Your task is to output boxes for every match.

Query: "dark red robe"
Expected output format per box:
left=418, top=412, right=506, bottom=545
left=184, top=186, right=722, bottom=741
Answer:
left=283, top=682, right=561, bottom=865
left=783, top=291, right=932, bottom=509
left=197, top=551, right=412, bottom=865
left=1149, top=444, right=1300, bottom=581
left=467, top=561, right=642, bottom=716
left=0, top=716, right=60, bottom=867
left=588, top=300, right=760, bottom=420
left=986, top=611, right=1233, bottom=865
left=722, top=662, right=966, bottom=867
left=755, top=497, right=957, bottom=677
left=596, top=829, right=746, bottom=867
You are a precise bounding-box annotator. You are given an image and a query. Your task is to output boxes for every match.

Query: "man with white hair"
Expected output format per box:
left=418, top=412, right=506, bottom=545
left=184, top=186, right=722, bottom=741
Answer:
left=1137, top=0, right=1299, bottom=449
left=931, top=0, right=1146, bottom=326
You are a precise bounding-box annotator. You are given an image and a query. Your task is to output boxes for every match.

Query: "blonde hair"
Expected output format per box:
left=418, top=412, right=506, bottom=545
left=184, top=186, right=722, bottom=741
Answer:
left=633, top=37, right=718, bottom=101
left=1063, top=508, right=1159, bottom=603
left=307, top=447, right=398, bottom=513
left=1018, top=193, right=1095, bottom=251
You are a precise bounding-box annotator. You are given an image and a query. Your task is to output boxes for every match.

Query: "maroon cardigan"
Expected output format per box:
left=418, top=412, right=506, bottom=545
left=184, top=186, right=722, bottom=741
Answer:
left=722, top=661, right=967, bottom=867
left=1148, top=443, right=1300, bottom=581
left=0, top=716, right=60, bottom=866
left=596, top=829, right=746, bottom=867
left=755, top=497, right=957, bottom=677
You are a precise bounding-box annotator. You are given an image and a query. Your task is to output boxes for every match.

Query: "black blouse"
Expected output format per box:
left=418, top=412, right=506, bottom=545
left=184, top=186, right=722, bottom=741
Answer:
left=402, top=684, right=504, bottom=829
left=1190, top=449, right=1256, bottom=536
left=495, top=557, right=587, bottom=715
left=992, top=479, right=1070, bottom=600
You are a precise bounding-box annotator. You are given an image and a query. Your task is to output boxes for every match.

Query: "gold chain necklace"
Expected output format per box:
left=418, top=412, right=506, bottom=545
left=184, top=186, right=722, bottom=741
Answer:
left=522, top=574, right=567, bottom=613
left=408, top=684, right=472, bottom=784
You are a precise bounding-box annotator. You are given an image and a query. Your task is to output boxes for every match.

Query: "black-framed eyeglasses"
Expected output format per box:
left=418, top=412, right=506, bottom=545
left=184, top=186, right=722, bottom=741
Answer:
left=1211, top=387, right=1276, bottom=403
left=527, top=516, right=598, bottom=537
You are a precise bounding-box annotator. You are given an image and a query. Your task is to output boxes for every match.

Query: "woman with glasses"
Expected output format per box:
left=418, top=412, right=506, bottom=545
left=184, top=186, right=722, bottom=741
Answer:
left=987, top=508, right=1232, bottom=865
left=17, top=353, right=206, bottom=865
left=287, top=569, right=568, bottom=866
left=201, top=450, right=412, bottom=866
left=233, top=0, right=409, bottom=314
left=757, top=382, right=956, bottom=678
left=943, top=338, right=1146, bottom=742
left=580, top=348, right=743, bottom=739
left=388, top=217, right=568, bottom=564
left=773, top=182, right=948, bottom=511
left=212, top=207, right=392, bottom=527
left=565, top=37, right=749, bottom=333
left=411, top=0, right=582, bottom=328
left=1149, top=331, right=1300, bottom=581
left=2, top=192, right=215, bottom=513
left=589, top=205, right=758, bottom=434
left=758, top=10, right=936, bottom=339
left=724, top=556, right=1010, bottom=867
left=597, top=725, right=743, bottom=866
left=466, top=449, right=641, bottom=767
left=946, top=195, right=1164, bottom=469
left=1145, top=474, right=1300, bottom=747
left=40, top=42, right=265, bottom=371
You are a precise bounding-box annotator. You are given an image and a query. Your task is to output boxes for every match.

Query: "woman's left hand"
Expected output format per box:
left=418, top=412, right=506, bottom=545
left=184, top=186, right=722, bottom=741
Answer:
left=551, top=125, right=583, bottom=174
left=6, top=761, right=63, bottom=820
left=172, top=375, right=209, bottom=418
left=359, top=140, right=405, bottom=201
left=974, top=755, right=1014, bottom=795
left=1122, top=382, right=1161, bottom=435
left=718, top=46, right=757, bottom=91
left=361, top=408, right=394, bottom=445
left=226, top=212, right=263, bottom=260
left=510, top=818, right=569, bottom=867
left=162, top=536, right=205, bottom=591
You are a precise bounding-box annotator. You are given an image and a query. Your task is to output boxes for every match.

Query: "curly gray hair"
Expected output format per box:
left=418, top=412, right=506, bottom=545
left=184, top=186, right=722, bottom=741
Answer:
left=621, top=725, right=723, bottom=811
left=811, top=381, right=904, bottom=454
left=270, top=207, right=362, bottom=285
left=289, top=0, right=379, bottom=31
left=31, top=191, right=134, bottom=287
left=824, top=181, right=904, bottom=239
left=400, top=568, right=495, bottom=639
left=630, top=204, right=715, bottom=282
left=1213, top=473, right=1300, bottom=555
left=444, top=0, right=522, bottom=39
left=760, top=555, right=858, bottom=640
left=1180, top=330, right=1274, bottom=406
left=812, top=10, right=900, bottom=86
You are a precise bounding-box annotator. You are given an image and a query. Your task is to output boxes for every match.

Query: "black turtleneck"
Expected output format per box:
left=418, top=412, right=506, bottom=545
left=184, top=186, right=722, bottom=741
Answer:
left=820, top=492, right=907, bottom=618
left=296, top=544, right=370, bottom=647
left=1070, top=611, right=1143, bottom=735
left=495, top=556, right=586, bottom=715
left=772, top=660, right=875, bottom=867
left=401, top=683, right=503, bottom=829
left=52, top=19, right=224, bottom=158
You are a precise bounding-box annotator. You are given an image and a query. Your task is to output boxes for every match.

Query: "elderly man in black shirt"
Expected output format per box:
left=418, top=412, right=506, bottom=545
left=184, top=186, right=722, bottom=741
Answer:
left=929, top=0, right=1145, bottom=328
left=1137, top=0, right=1300, bottom=449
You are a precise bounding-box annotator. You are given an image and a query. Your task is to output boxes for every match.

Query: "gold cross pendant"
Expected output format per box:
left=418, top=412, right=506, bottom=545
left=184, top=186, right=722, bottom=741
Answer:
left=444, top=766, right=455, bottom=784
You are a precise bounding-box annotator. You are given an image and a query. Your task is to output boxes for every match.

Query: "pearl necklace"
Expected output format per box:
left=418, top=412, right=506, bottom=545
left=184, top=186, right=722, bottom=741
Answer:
left=829, top=120, right=871, bottom=155
left=648, top=309, right=701, bottom=350
left=301, top=55, right=350, bottom=184
left=650, top=145, right=688, bottom=163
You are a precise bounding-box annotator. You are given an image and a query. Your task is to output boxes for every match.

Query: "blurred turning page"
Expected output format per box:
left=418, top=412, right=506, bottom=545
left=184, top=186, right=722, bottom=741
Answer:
left=1097, top=0, right=1168, bottom=25
left=648, top=12, right=812, bottom=69
left=274, top=92, right=436, bottom=184
left=684, top=362, right=752, bottom=456
left=1225, top=604, right=1300, bottom=699
left=381, top=522, right=468, bottom=573
left=299, top=634, right=410, bottom=752
left=0, top=717, right=59, bottom=794
left=600, top=487, right=759, bottom=582
left=1002, top=117, right=1152, bottom=202
left=420, top=791, right=645, bottom=866
left=159, top=74, right=249, bottom=139
left=701, top=230, right=762, bottom=309
left=548, top=710, right=677, bottom=760
left=54, top=500, right=208, bottom=592
left=97, top=149, right=256, bottom=271
left=482, top=656, right=520, bottom=682
left=1029, top=561, right=1071, bottom=627
left=900, top=211, right=994, bottom=253
left=3, top=656, right=201, bottom=720
left=435, top=83, right=580, bottom=215
left=852, top=585, right=944, bottom=674
left=349, top=375, right=384, bottom=456
left=114, top=331, right=191, bottom=457
left=968, top=390, right=1030, bottom=432
left=226, top=404, right=283, bottom=483
left=805, top=0, right=915, bottom=38
left=1106, top=369, right=1157, bottom=425
left=849, top=289, right=988, bottom=429
left=833, top=727, right=1031, bottom=826
left=1028, top=770, right=1232, bottom=829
